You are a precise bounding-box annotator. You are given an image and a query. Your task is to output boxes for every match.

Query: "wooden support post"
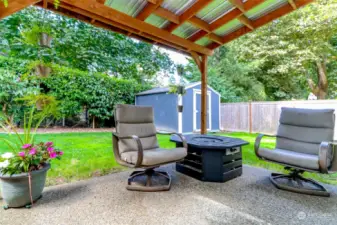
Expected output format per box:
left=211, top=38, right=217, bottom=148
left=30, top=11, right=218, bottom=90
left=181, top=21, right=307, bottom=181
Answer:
left=201, top=55, right=208, bottom=134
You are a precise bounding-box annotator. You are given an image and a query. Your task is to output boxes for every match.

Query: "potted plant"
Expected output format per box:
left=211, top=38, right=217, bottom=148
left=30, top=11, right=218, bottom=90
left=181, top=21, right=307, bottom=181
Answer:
left=0, top=107, right=63, bottom=209
left=168, top=64, right=186, bottom=113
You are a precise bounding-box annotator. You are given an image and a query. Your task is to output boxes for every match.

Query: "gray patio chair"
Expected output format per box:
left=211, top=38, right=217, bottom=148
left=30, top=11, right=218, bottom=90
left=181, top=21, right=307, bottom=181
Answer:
left=254, top=107, right=337, bottom=196
left=112, top=104, right=187, bottom=191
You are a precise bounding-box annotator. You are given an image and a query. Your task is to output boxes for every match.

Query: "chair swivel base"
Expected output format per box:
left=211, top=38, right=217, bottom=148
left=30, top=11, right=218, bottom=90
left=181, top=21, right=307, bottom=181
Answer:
left=270, top=170, right=330, bottom=197
left=126, top=168, right=171, bottom=192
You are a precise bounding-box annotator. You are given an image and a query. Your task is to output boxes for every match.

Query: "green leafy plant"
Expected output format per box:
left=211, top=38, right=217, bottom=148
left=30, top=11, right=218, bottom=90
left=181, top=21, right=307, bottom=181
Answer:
left=0, top=142, right=63, bottom=175
left=168, top=84, right=186, bottom=95
left=0, top=106, right=63, bottom=175
left=1, top=0, right=60, bottom=8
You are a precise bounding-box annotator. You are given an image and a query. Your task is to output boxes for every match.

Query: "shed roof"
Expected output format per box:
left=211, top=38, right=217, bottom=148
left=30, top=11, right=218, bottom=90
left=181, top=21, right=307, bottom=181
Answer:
left=136, top=81, right=221, bottom=96
left=1, top=0, right=314, bottom=57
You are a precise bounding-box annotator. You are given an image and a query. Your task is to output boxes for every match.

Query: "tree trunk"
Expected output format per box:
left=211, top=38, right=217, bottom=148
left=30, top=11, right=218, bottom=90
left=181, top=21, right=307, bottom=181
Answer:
left=92, top=116, right=95, bottom=129
left=307, top=59, right=328, bottom=99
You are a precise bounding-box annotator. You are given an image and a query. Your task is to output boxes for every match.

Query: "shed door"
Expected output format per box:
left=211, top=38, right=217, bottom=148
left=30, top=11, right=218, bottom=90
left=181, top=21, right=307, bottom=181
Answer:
left=193, top=89, right=211, bottom=131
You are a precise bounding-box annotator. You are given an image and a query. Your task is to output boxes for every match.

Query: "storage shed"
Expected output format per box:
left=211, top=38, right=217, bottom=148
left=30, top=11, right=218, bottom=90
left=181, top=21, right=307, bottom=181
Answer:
left=135, top=82, right=220, bottom=134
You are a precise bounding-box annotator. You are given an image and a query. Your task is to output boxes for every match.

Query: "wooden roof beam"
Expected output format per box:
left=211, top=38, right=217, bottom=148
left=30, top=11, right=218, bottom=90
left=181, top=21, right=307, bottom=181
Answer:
left=228, top=0, right=245, bottom=12
left=188, top=0, right=265, bottom=43
left=288, top=0, right=297, bottom=9
left=237, top=14, right=254, bottom=30
left=152, top=7, right=224, bottom=44
left=0, top=0, right=41, bottom=19
left=41, top=2, right=190, bottom=55
left=207, top=0, right=314, bottom=49
left=164, top=0, right=213, bottom=32
left=153, top=7, right=179, bottom=24
left=60, top=0, right=212, bottom=55
left=136, top=0, right=163, bottom=21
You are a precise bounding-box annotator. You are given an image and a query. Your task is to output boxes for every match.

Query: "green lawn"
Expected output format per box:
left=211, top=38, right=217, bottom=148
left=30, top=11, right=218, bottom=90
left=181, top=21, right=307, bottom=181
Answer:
left=0, top=132, right=336, bottom=185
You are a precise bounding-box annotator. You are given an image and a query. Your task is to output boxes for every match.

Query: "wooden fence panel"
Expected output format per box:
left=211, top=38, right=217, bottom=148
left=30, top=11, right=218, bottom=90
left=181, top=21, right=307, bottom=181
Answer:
left=220, top=103, right=249, bottom=132
left=221, top=100, right=337, bottom=138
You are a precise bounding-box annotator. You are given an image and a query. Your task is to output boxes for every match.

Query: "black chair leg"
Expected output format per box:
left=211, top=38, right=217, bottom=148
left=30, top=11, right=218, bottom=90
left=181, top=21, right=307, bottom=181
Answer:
left=269, top=169, right=330, bottom=197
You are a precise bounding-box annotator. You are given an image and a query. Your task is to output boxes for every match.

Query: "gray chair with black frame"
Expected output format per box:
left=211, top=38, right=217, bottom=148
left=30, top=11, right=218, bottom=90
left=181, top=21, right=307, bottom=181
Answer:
left=254, top=107, right=337, bottom=196
left=112, top=104, right=187, bottom=191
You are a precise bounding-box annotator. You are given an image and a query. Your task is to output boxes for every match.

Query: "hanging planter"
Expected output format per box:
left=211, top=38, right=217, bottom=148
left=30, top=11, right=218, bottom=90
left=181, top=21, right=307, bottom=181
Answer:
left=177, top=105, right=184, bottom=113
left=39, top=33, right=53, bottom=48
left=35, top=64, right=52, bottom=78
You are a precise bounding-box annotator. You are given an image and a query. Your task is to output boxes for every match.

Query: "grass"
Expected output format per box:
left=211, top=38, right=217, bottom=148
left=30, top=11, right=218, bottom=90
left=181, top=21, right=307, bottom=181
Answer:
left=0, top=132, right=336, bottom=185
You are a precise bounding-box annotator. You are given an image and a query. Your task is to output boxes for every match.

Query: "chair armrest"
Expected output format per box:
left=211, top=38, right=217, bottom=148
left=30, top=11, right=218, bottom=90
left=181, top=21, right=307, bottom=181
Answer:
left=254, top=134, right=276, bottom=158
left=319, top=141, right=335, bottom=173
left=171, top=133, right=188, bottom=149
left=112, top=133, right=144, bottom=167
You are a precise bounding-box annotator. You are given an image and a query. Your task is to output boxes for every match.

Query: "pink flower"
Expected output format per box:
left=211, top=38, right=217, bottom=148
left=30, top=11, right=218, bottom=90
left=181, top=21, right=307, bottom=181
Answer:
left=58, top=151, right=64, bottom=156
left=22, top=144, right=32, bottom=149
left=47, top=147, right=54, bottom=152
left=29, top=148, right=37, bottom=155
left=45, top=142, right=53, bottom=147
left=49, top=152, right=57, bottom=159
left=18, top=152, right=25, bottom=157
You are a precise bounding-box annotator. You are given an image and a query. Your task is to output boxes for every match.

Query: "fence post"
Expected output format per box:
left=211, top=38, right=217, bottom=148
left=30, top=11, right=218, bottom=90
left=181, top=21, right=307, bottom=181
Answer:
left=249, top=101, right=252, bottom=133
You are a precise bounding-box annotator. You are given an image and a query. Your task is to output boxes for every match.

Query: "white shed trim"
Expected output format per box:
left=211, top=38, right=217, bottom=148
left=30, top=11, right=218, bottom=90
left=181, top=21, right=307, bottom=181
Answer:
left=185, top=81, right=221, bottom=96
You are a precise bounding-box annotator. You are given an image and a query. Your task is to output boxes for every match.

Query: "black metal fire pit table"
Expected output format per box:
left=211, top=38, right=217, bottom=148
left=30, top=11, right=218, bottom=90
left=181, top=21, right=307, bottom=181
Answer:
left=170, top=134, right=249, bottom=183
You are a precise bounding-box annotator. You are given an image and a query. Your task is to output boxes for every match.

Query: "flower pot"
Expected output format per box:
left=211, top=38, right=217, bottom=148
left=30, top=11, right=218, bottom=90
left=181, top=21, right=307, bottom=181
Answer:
left=0, top=164, right=50, bottom=208
left=177, top=105, right=183, bottom=113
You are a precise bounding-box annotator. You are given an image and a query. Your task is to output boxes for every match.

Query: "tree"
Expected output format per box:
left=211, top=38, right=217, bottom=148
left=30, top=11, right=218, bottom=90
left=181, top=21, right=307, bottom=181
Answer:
left=185, top=47, right=266, bottom=102
left=0, top=69, right=38, bottom=123
left=232, top=0, right=337, bottom=99
left=0, top=7, right=174, bottom=83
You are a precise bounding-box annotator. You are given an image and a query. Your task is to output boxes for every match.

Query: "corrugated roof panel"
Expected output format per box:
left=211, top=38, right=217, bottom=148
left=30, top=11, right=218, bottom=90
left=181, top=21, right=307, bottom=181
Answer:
left=145, top=14, right=168, bottom=28
left=161, top=0, right=197, bottom=15
left=213, top=18, right=244, bottom=36
left=196, top=0, right=234, bottom=23
left=172, top=22, right=199, bottom=39
left=196, top=37, right=212, bottom=46
left=245, top=0, right=289, bottom=21
left=105, top=0, right=147, bottom=17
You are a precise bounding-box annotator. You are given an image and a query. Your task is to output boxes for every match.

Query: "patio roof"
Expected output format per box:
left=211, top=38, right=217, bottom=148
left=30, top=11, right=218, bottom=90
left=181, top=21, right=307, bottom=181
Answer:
left=1, top=0, right=314, bottom=56
left=0, top=0, right=315, bottom=134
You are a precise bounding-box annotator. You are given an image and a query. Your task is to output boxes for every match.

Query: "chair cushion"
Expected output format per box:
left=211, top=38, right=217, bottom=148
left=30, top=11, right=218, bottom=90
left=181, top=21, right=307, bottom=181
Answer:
left=115, top=104, right=159, bottom=153
left=280, top=107, right=335, bottom=128
left=121, top=148, right=187, bottom=166
left=258, top=148, right=322, bottom=170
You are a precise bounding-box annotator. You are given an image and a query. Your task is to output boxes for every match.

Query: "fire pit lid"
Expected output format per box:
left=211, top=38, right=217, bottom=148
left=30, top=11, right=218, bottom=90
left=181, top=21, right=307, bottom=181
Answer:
left=170, top=134, right=249, bottom=149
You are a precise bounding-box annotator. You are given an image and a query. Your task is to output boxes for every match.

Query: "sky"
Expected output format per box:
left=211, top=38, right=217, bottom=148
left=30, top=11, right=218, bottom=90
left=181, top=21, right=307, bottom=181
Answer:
left=160, top=48, right=189, bottom=65
left=157, top=47, right=191, bottom=86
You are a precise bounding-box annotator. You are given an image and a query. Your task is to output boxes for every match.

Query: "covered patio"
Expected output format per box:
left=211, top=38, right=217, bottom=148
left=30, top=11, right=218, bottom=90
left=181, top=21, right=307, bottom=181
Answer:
left=0, top=0, right=314, bottom=135
left=2, top=0, right=335, bottom=224
left=1, top=165, right=337, bottom=225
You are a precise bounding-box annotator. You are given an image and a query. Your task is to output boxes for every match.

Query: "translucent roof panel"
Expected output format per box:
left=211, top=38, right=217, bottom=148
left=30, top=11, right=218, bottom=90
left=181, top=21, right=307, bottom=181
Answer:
left=213, top=19, right=244, bottom=36
left=162, top=0, right=197, bottom=15
left=196, top=0, right=234, bottom=23
left=196, top=37, right=212, bottom=46
left=105, top=0, right=147, bottom=17
left=145, top=14, right=168, bottom=28
left=245, top=0, right=289, bottom=21
left=172, top=22, right=199, bottom=39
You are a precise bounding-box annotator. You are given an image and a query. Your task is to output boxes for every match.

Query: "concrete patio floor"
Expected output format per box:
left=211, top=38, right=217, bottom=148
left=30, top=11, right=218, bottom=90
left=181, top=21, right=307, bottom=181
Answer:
left=1, top=165, right=337, bottom=225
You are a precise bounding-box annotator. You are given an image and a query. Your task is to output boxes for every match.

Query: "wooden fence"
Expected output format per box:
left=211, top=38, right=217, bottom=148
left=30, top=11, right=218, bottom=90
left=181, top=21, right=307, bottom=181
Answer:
left=220, top=100, right=337, bottom=137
